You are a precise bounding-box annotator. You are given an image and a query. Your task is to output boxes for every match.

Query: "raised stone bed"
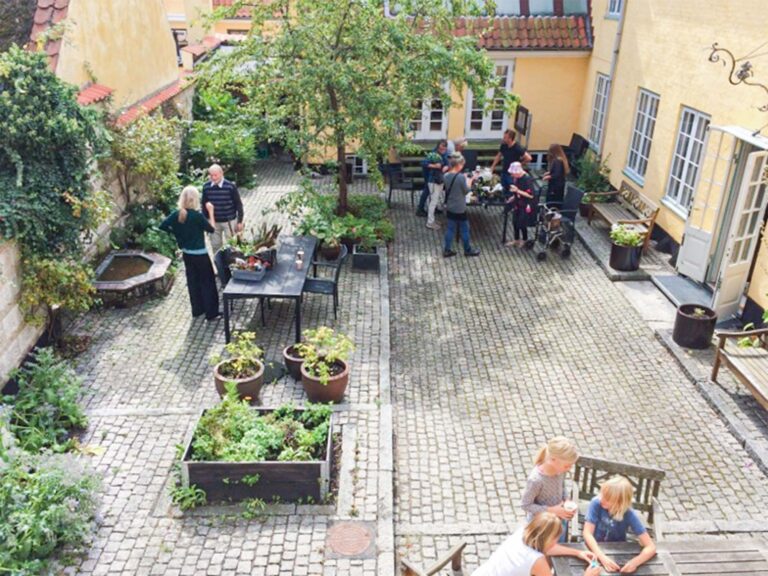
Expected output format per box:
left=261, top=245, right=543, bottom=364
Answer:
left=93, top=250, right=173, bottom=307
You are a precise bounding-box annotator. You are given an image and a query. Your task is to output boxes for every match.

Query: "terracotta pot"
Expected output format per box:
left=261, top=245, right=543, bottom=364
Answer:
left=283, top=345, right=304, bottom=381
left=213, top=359, right=264, bottom=403
left=300, top=359, right=350, bottom=403
left=673, top=304, right=718, bottom=350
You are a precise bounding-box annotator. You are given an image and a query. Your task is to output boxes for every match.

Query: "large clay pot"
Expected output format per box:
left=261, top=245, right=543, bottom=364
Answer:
left=213, top=359, right=264, bottom=403
left=609, top=242, right=642, bottom=272
left=300, top=359, right=350, bottom=403
left=283, top=345, right=304, bottom=381
left=319, top=243, right=342, bottom=260
left=673, top=304, right=718, bottom=349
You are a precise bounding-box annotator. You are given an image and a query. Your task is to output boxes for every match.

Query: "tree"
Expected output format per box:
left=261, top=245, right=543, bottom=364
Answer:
left=204, top=0, right=513, bottom=213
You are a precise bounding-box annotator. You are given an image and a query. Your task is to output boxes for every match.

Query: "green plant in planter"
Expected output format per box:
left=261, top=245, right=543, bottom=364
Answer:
left=609, top=225, right=644, bottom=247
left=575, top=152, right=612, bottom=195
left=297, top=327, right=354, bottom=385
left=691, top=307, right=709, bottom=318
left=210, top=331, right=264, bottom=379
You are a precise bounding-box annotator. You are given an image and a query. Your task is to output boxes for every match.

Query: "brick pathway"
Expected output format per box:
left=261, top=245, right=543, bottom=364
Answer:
left=388, top=197, right=768, bottom=571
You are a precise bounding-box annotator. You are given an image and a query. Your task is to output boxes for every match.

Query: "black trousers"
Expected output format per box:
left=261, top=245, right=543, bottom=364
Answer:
left=182, top=252, right=219, bottom=319
left=513, top=208, right=528, bottom=241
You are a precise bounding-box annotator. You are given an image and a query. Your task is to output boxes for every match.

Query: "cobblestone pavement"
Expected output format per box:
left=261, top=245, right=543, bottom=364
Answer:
left=388, top=197, right=768, bottom=571
left=64, top=162, right=388, bottom=576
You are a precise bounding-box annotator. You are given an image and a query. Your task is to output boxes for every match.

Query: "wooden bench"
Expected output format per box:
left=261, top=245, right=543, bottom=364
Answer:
left=401, top=542, right=467, bottom=576
left=711, top=327, right=768, bottom=411
left=587, top=180, right=659, bottom=252
left=569, top=455, right=666, bottom=543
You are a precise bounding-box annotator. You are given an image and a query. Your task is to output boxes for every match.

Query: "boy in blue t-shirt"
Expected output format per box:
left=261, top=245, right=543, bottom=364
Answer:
left=583, top=476, right=657, bottom=574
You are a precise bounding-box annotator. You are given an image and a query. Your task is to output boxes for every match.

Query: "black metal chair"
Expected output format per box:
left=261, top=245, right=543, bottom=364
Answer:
left=562, top=133, right=590, bottom=176
left=303, top=245, right=348, bottom=319
left=387, top=163, right=418, bottom=208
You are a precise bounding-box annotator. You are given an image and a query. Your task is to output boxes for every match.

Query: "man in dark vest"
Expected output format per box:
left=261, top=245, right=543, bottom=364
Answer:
left=202, top=164, right=244, bottom=254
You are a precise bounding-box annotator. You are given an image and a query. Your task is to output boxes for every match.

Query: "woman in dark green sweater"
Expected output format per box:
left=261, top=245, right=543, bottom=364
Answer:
left=160, top=186, right=220, bottom=320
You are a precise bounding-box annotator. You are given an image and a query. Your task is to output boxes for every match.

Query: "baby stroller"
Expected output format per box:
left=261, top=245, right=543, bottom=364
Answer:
left=527, top=184, right=584, bottom=261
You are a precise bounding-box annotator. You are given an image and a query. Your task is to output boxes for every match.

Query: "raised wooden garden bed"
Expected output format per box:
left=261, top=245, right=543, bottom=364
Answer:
left=180, top=408, right=334, bottom=503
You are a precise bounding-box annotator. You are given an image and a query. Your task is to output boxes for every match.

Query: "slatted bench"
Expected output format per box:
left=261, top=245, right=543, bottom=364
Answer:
left=587, top=180, right=659, bottom=252
left=711, top=327, right=768, bottom=411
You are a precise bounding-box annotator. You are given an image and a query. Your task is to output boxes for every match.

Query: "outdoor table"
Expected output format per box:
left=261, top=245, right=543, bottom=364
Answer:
left=223, top=235, right=317, bottom=344
left=551, top=539, right=768, bottom=576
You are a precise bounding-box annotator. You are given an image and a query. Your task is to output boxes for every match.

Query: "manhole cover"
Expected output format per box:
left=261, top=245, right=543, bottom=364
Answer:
left=326, top=521, right=374, bottom=557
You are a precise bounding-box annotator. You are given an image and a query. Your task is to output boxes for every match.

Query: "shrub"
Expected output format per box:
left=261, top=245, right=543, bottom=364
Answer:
left=297, top=327, right=354, bottom=386
left=609, top=225, right=644, bottom=247
left=575, top=151, right=612, bottom=194
left=185, top=121, right=257, bottom=187
left=3, top=348, right=87, bottom=452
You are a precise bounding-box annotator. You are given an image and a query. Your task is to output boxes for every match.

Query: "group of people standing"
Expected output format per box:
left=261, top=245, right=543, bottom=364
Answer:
left=418, top=130, right=571, bottom=256
left=473, top=437, right=656, bottom=576
left=159, top=164, right=244, bottom=321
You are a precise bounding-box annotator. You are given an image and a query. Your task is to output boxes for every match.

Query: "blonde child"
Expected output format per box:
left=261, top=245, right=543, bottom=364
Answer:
left=520, top=437, right=579, bottom=541
left=473, top=512, right=599, bottom=576
left=583, top=476, right=656, bottom=574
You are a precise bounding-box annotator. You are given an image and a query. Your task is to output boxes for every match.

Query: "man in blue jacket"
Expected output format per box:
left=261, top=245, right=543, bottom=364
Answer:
left=416, top=140, right=449, bottom=225
left=202, top=164, right=244, bottom=254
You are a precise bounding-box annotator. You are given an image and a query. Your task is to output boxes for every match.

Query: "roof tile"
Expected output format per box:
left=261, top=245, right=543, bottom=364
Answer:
left=77, top=83, right=114, bottom=106
left=28, top=0, right=71, bottom=70
left=116, top=80, right=186, bottom=127
left=451, top=15, right=591, bottom=51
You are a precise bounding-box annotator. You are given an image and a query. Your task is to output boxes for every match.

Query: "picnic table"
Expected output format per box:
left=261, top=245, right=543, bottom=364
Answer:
left=552, top=539, right=768, bottom=576
left=223, top=235, right=317, bottom=344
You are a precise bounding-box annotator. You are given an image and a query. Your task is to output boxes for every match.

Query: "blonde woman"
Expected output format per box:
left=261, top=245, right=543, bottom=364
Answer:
left=583, top=476, right=656, bottom=574
left=160, top=186, right=220, bottom=320
left=473, top=512, right=599, bottom=576
left=521, top=437, right=579, bottom=542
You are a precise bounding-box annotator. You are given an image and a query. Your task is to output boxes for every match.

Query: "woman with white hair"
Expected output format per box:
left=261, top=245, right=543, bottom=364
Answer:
left=160, top=186, right=220, bottom=320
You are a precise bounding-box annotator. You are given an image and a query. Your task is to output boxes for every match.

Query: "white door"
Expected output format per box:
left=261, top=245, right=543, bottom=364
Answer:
left=676, top=128, right=733, bottom=282
left=711, top=151, right=768, bottom=319
left=465, top=61, right=514, bottom=139
left=411, top=96, right=447, bottom=141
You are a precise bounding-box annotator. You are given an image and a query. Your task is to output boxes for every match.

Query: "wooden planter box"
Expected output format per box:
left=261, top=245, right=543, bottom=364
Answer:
left=352, top=245, right=380, bottom=271
left=180, top=408, right=334, bottom=503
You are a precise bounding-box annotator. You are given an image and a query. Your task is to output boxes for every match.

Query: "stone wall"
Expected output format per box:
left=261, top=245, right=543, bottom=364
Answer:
left=0, top=242, right=44, bottom=385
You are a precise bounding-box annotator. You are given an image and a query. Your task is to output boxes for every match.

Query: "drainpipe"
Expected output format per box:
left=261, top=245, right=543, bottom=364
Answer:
left=599, top=0, right=627, bottom=156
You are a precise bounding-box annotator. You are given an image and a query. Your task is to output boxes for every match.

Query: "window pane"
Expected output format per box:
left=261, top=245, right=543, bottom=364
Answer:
left=494, top=0, right=521, bottom=14
left=563, top=0, right=587, bottom=13
left=529, top=0, right=554, bottom=14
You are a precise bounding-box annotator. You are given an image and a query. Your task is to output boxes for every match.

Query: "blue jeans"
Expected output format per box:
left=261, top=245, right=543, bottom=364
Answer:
left=444, top=217, right=472, bottom=252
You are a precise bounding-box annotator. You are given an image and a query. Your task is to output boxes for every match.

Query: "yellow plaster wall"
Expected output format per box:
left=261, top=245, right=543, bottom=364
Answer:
left=752, top=232, right=768, bottom=310
left=57, top=0, right=179, bottom=108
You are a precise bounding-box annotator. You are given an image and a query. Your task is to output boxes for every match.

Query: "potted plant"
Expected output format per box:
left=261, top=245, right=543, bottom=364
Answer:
left=351, top=221, right=381, bottom=271
left=210, top=331, right=265, bottom=402
left=609, top=225, right=644, bottom=271
left=299, top=211, right=344, bottom=260
left=573, top=152, right=612, bottom=217
left=282, top=343, right=305, bottom=381
left=297, top=327, right=354, bottom=403
left=673, top=305, right=718, bottom=349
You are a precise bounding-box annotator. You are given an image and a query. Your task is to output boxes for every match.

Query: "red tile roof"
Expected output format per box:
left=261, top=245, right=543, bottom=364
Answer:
left=115, top=80, right=188, bottom=127
left=77, top=83, right=114, bottom=106
left=212, top=0, right=251, bottom=19
left=29, top=0, right=70, bottom=71
left=454, top=16, right=591, bottom=51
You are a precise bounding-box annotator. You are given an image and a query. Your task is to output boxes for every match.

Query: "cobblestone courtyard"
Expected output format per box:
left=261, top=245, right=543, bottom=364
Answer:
left=60, top=161, right=768, bottom=575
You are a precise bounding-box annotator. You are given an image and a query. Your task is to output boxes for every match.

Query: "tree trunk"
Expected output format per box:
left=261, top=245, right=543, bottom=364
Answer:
left=337, top=142, right=348, bottom=215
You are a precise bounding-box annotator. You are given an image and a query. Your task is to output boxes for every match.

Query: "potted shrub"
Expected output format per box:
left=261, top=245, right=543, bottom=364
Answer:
left=282, top=344, right=305, bottom=380
left=297, top=327, right=354, bottom=403
left=180, top=382, right=335, bottom=503
left=673, top=304, right=718, bottom=349
left=351, top=221, right=381, bottom=271
left=299, top=212, right=344, bottom=260
left=573, top=152, right=612, bottom=217
left=210, top=331, right=265, bottom=403
left=609, top=225, right=644, bottom=272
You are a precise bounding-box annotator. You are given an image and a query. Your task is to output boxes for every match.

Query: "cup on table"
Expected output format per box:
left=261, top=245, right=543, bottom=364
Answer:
left=295, top=258, right=304, bottom=270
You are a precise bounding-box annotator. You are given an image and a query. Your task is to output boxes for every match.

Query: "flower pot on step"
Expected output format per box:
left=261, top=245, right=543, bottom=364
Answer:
left=672, top=304, right=718, bottom=349
left=283, top=345, right=304, bottom=381
left=213, top=359, right=265, bottom=403
left=609, top=242, right=642, bottom=272
left=300, top=359, right=349, bottom=403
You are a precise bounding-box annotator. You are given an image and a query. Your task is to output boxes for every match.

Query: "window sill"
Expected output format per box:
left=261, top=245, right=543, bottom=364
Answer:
left=605, top=13, right=620, bottom=20
left=622, top=169, right=645, bottom=187
left=660, top=197, right=689, bottom=220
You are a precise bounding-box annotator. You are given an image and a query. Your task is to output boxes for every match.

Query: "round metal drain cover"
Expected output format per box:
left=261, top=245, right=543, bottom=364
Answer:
left=326, top=522, right=373, bottom=556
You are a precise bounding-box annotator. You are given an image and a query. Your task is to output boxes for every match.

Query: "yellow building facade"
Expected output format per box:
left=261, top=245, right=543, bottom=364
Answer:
left=580, top=0, right=768, bottom=323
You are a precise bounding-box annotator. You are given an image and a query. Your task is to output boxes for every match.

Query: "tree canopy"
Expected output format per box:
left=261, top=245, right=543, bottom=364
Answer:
left=204, top=0, right=513, bottom=211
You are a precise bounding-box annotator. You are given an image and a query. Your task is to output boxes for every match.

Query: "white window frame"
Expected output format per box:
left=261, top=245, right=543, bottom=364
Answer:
left=411, top=94, right=448, bottom=140
left=625, top=89, right=660, bottom=184
left=589, top=73, right=610, bottom=152
left=344, top=155, right=368, bottom=176
left=465, top=61, right=515, bottom=139
left=607, top=0, right=622, bottom=17
left=664, top=107, right=710, bottom=215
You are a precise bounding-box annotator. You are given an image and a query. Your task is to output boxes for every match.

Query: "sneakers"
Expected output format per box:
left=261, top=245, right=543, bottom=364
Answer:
left=464, top=248, right=481, bottom=257
left=443, top=249, right=457, bottom=258
left=415, top=209, right=428, bottom=217
left=426, top=222, right=441, bottom=230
